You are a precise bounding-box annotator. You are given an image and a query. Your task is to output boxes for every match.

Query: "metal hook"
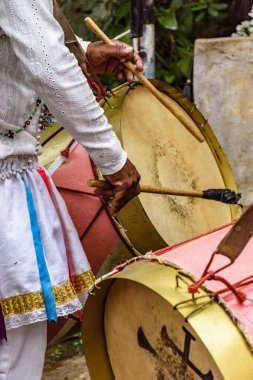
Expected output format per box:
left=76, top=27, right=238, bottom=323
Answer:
left=185, top=298, right=214, bottom=322
left=175, top=274, right=189, bottom=289
left=190, top=104, right=196, bottom=114
left=173, top=294, right=210, bottom=310
left=200, top=119, right=208, bottom=128
left=103, top=96, right=114, bottom=109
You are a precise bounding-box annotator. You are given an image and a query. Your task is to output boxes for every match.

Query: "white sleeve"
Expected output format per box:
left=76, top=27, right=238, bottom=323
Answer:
left=0, top=0, right=127, bottom=175
left=76, top=36, right=91, bottom=53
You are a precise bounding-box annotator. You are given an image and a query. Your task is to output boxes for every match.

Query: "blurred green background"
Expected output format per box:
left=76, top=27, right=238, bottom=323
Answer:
left=59, top=0, right=249, bottom=89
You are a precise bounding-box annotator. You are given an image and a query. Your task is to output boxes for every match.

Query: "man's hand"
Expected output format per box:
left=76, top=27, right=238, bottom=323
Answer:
left=94, top=159, right=141, bottom=216
left=86, top=40, right=143, bottom=82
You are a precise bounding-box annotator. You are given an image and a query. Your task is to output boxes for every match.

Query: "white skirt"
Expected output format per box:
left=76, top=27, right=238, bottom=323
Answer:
left=0, top=155, right=94, bottom=330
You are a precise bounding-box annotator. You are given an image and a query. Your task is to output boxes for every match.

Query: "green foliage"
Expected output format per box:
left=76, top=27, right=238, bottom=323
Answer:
left=49, top=347, right=63, bottom=360
left=59, top=0, right=233, bottom=89
left=59, top=0, right=131, bottom=42
left=155, top=0, right=230, bottom=87
left=72, top=331, right=83, bottom=353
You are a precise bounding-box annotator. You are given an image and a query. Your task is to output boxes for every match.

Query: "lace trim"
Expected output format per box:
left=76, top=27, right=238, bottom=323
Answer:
left=4, top=298, right=82, bottom=330
left=72, top=271, right=95, bottom=293
left=1, top=270, right=94, bottom=318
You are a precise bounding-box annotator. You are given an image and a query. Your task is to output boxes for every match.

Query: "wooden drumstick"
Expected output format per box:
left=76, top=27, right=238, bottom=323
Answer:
left=87, top=179, right=241, bottom=205
left=84, top=17, right=204, bottom=143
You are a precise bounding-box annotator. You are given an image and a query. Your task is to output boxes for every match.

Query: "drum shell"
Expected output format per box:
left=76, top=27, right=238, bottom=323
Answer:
left=40, top=81, right=241, bottom=279
left=40, top=80, right=242, bottom=345
left=99, top=81, right=241, bottom=259
left=82, top=231, right=253, bottom=379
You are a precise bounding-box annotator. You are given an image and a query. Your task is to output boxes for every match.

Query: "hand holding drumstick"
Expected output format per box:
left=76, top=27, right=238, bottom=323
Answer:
left=84, top=17, right=204, bottom=143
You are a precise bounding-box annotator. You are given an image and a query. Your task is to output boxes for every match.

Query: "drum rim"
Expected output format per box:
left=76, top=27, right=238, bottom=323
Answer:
left=99, top=81, right=241, bottom=263
left=83, top=257, right=253, bottom=380
left=100, top=80, right=240, bottom=221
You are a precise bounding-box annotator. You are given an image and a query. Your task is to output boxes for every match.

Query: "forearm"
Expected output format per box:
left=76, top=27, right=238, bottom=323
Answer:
left=0, top=0, right=126, bottom=174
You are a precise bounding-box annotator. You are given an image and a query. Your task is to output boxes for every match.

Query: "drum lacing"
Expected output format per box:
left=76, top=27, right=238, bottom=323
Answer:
left=188, top=250, right=253, bottom=304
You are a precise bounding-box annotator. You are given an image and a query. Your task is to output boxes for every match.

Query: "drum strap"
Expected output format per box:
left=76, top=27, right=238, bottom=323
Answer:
left=217, top=202, right=253, bottom=261
left=53, top=0, right=107, bottom=100
left=53, top=0, right=87, bottom=72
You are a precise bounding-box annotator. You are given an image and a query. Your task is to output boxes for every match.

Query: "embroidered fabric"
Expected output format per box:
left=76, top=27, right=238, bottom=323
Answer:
left=0, top=155, right=38, bottom=178
left=0, top=0, right=127, bottom=175
left=1, top=271, right=94, bottom=318
left=4, top=297, right=86, bottom=330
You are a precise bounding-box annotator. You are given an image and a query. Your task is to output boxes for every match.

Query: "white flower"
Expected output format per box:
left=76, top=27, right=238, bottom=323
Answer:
left=232, top=6, right=253, bottom=37
left=249, top=6, right=253, bottom=18
left=236, top=25, right=243, bottom=32
left=242, top=20, right=250, bottom=28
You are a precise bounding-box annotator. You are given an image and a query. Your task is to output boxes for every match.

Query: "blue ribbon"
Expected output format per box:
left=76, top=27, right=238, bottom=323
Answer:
left=23, top=179, right=58, bottom=323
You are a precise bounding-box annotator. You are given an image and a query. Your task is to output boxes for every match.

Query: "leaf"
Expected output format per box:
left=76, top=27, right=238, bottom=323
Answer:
left=164, top=73, right=175, bottom=83
left=177, top=57, right=191, bottom=76
left=170, top=0, right=183, bottom=10
left=177, top=8, right=193, bottom=34
left=113, top=2, right=129, bottom=23
left=195, top=11, right=206, bottom=23
left=190, top=4, right=207, bottom=12
left=207, top=6, right=219, bottom=17
left=211, top=3, right=228, bottom=11
left=158, top=10, right=178, bottom=30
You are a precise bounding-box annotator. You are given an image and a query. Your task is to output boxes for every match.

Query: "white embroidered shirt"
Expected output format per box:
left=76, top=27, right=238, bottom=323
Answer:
left=0, top=0, right=127, bottom=174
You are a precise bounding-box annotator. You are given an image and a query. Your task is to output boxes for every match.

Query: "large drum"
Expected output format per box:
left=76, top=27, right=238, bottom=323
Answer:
left=39, top=80, right=241, bottom=344
left=99, top=81, right=241, bottom=257
left=82, top=220, right=253, bottom=379
left=40, top=81, right=240, bottom=275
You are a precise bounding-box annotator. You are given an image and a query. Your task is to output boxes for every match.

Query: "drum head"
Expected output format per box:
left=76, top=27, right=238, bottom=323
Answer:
left=101, top=82, right=241, bottom=252
left=105, top=279, right=223, bottom=380
left=83, top=260, right=253, bottom=380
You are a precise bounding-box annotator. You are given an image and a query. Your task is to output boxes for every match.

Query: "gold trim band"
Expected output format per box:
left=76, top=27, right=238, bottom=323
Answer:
left=1, top=270, right=95, bottom=318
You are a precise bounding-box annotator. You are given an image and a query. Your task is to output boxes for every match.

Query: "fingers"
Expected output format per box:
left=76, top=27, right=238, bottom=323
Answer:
left=94, top=188, right=114, bottom=198
left=124, top=68, right=134, bottom=82
left=111, top=41, right=143, bottom=81
left=86, top=40, right=143, bottom=78
left=113, top=41, right=143, bottom=72
left=109, top=182, right=141, bottom=216
left=106, top=59, right=125, bottom=76
left=104, top=159, right=141, bottom=216
left=94, top=182, right=140, bottom=215
left=106, top=58, right=135, bottom=82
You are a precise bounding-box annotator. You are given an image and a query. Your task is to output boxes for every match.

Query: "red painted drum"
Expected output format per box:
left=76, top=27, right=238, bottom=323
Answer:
left=83, top=222, right=253, bottom=379
left=39, top=127, right=122, bottom=345
left=40, top=128, right=120, bottom=276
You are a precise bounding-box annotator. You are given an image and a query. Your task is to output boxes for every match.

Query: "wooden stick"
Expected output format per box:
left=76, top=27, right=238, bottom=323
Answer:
left=87, top=179, right=204, bottom=198
left=84, top=17, right=204, bottom=143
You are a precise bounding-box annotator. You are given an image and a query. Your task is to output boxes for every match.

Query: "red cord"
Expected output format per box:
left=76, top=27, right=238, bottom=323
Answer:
left=187, top=249, right=250, bottom=303
left=82, top=60, right=108, bottom=101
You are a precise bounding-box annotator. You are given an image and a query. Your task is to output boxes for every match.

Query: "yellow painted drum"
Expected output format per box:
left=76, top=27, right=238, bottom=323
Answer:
left=39, top=123, right=73, bottom=170
left=99, top=80, right=241, bottom=255
left=83, top=224, right=253, bottom=379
